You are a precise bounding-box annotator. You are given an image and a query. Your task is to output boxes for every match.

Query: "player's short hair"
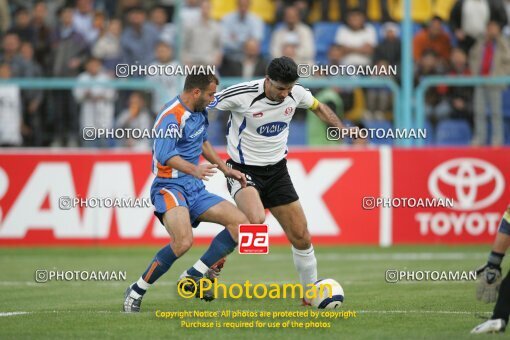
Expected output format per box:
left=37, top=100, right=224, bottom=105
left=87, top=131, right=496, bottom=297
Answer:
left=266, top=56, right=299, bottom=84
left=183, top=74, right=219, bottom=92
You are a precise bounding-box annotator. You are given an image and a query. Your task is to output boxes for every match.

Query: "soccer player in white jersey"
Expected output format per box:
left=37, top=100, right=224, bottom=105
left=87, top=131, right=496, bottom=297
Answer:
left=184, top=56, right=353, bottom=305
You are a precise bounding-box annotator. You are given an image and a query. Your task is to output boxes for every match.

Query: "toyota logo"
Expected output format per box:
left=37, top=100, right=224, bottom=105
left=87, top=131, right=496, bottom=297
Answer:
left=428, top=158, right=504, bottom=211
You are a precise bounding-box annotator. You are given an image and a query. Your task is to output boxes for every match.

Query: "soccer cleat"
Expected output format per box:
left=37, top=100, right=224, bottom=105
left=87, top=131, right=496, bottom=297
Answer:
left=205, top=257, right=226, bottom=280
left=470, top=319, right=506, bottom=334
left=123, top=285, right=143, bottom=313
left=301, top=298, right=311, bottom=306
left=177, top=275, right=215, bottom=301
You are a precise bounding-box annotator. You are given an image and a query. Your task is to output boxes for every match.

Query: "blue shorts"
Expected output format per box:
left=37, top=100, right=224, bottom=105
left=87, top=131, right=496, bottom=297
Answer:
left=151, top=180, right=224, bottom=228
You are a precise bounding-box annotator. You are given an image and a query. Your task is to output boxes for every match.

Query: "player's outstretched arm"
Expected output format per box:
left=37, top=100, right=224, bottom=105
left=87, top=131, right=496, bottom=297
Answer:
left=201, top=141, right=247, bottom=187
left=166, top=155, right=218, bottom=181
left=311, top=102, right=345, bottom=128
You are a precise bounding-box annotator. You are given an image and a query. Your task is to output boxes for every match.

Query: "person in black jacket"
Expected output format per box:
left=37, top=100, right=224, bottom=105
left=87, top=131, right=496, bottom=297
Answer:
left=220, top=38, right=267, bottom=78
left=449, top=0, right=508, bottom=53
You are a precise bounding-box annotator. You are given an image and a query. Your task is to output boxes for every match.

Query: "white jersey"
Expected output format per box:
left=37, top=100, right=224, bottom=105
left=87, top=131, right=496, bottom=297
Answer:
left=210, top=79, right=317, bottom=166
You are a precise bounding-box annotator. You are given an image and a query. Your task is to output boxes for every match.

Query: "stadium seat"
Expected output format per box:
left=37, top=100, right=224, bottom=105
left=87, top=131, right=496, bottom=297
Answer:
left=392, top=0, right=433, bottom=23
left=435, top=119, right=472, bottom=145
left=211, top=0, right=236, bottom=20
left=503, top=87, right=510, bottom=118
left=313, top=22, right=341, bottom=60
left=260, top=24, right=272, bottom=58
left=288, top=120, right=307, bottom=145
left=505, top=119, right=510, bottom=145
left=423, top=120, right=434, bottom=145
left=211, top=0, right=274, bottom=22
left=433, top=0, right=457, bottom=21
left=362, top=120, right=393, bottom=145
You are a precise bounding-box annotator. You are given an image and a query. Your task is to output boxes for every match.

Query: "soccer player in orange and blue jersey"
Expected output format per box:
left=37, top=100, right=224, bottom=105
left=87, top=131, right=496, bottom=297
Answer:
left=123, top=74, right=249, bottom=312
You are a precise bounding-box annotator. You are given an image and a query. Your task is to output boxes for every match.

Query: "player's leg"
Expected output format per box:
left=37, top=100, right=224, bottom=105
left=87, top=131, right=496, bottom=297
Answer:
left=184, top=200, right=249, bottom=278
left=270, top=200, right=317, bottom=297
left=123, top=188, right=192, bottom=312
left=234, top=186, right=266, bottom=224
left=472, top=208, right=510, bottom=333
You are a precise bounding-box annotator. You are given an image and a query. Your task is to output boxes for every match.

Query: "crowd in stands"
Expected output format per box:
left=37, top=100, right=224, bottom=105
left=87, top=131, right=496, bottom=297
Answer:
left=0, top=0, right=509, bottom=148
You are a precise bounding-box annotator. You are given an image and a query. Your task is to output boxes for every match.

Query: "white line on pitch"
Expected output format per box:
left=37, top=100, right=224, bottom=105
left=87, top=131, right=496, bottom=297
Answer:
left=262, top=253, right=487, bottom=261
left=0, top=312, right=30, bottom=317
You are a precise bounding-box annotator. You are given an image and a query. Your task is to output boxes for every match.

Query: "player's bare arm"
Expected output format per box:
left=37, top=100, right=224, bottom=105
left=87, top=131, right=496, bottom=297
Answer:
left=201, top=140, right=247, bottom=187
left=166, top=154, right=218, bottom=181
left=311, top=101, right=345, bottom=128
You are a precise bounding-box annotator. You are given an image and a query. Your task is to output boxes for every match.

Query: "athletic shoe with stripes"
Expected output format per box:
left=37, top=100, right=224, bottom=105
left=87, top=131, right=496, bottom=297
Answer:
left=471, top=319, right=506, bottom=334
left=123, top=285, right=143, bottom=313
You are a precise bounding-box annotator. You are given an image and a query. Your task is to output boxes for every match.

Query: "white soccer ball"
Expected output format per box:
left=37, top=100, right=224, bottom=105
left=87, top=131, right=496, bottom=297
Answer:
left=310, top=278, right=344, bottom=309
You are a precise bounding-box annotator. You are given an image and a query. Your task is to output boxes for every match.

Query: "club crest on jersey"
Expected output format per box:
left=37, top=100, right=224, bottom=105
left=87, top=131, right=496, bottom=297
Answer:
left=207, top=95, right=219, bottom=108
left=284, top=107, right=294, bottom=116
left=256, top=121, right=288, bottom=137
left=253, top=112, right=264, bottom=118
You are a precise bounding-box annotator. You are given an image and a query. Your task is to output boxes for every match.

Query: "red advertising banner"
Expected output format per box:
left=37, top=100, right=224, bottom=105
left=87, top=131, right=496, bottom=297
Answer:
left=392, top=148, right=510, bottom=244
left=0, top=149, right=380, bottom=246
left=0, top=148, right=507, bottom=246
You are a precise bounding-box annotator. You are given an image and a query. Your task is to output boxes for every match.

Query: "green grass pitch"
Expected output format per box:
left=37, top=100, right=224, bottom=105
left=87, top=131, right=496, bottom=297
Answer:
left=0, top=245, right=504, bottom=339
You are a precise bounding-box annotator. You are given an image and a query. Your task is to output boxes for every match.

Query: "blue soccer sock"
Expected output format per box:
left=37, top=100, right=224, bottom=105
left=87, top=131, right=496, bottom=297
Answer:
left=186, top=229, right=237, bottom=277
left=132, top=244, right=178, bottom=296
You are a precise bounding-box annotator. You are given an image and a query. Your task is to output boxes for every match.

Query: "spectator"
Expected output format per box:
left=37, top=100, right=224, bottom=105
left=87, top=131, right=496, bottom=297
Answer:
left=437, top=48, right=473, bottom=122
left=181, top=0, right=201, bottom=22
left=73, top=57, right=116, bottom=148
left=92, top=18, right=122, bottom=73
left=121, top=6, right=159, bottom=66
left=51, top=6, right=88, bottom=77
left=115, top=92, right=153, bottom=150
left=470, top=21, right=510, bottom=145
left=275, top=0, right=313, bottom=22
left=0, top=33, right=26, bottom=77
left=73, top=0, right=99, bottom=45
left=415, top=50, right=451, bottom=125
left=50, top=6, right=89, bottom=146
left=148, top=42, right=180, bottom=114
left=220, top=38, right=268, bottom=78
left=413, top=16, right=452, bottom=66
left=334, top=8, right=377, bottom=66
left=270, top=5, right=315, bottom=65
left=0, top=63, right=23, bottom=146
left=149, top=5, right=175, bottom=47
left=450, top=0, right=508, bottom=53
left=374, top=22, right=401, bottom=68
left=19, top=42, right=44, bottom=146
left=31, top=1, right=53, bottom=72
left=182, top=0, right=222, bottom=66
left=0, top=0, right=10, bottom=33
left=221, top=0, right=264, bottom=62
left=8, top=7, right=33, bottom=43
left=340, top=0, right=391, bottom=22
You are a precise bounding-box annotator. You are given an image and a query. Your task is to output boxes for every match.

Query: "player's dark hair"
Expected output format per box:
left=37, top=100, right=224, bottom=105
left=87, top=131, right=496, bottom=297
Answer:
left=266, top=56, right=299, bottom=83
left=183, top=74, right=219, bottom=92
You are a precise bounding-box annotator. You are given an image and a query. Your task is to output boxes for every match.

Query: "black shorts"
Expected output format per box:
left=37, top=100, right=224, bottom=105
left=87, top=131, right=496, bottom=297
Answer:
left=226, top=158, right=299, bottom=209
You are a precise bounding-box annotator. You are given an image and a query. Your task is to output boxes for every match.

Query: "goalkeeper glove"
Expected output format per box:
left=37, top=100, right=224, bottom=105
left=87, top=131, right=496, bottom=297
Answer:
left=476, top=263, right=502, bottom=303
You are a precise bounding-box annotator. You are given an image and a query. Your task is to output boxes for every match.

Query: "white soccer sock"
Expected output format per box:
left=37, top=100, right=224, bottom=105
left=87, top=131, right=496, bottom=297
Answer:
left=292, top=245, right=318, bottom=288
left=129, top=277, right=152, bottom=299
left=187, top=260, right=209, bottom=276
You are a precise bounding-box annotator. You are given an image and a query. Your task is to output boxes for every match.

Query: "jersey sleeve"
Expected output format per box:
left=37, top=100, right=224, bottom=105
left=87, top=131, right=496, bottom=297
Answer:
left=153, top=114, right=180, bottom=165
left=207, top=86, right=241, bottom=111
left=294, top=84, right=319, bottom=110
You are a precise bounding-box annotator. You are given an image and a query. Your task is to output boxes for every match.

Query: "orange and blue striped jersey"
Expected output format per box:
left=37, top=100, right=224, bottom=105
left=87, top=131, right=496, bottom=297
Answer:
left=151, top=96, right=209, bottom=183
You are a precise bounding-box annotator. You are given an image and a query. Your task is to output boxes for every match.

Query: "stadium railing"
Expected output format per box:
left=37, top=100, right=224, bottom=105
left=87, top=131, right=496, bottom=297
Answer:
left=0, top=76, right=404, bottom=145
left=414, top=76, right=510, bottom=146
